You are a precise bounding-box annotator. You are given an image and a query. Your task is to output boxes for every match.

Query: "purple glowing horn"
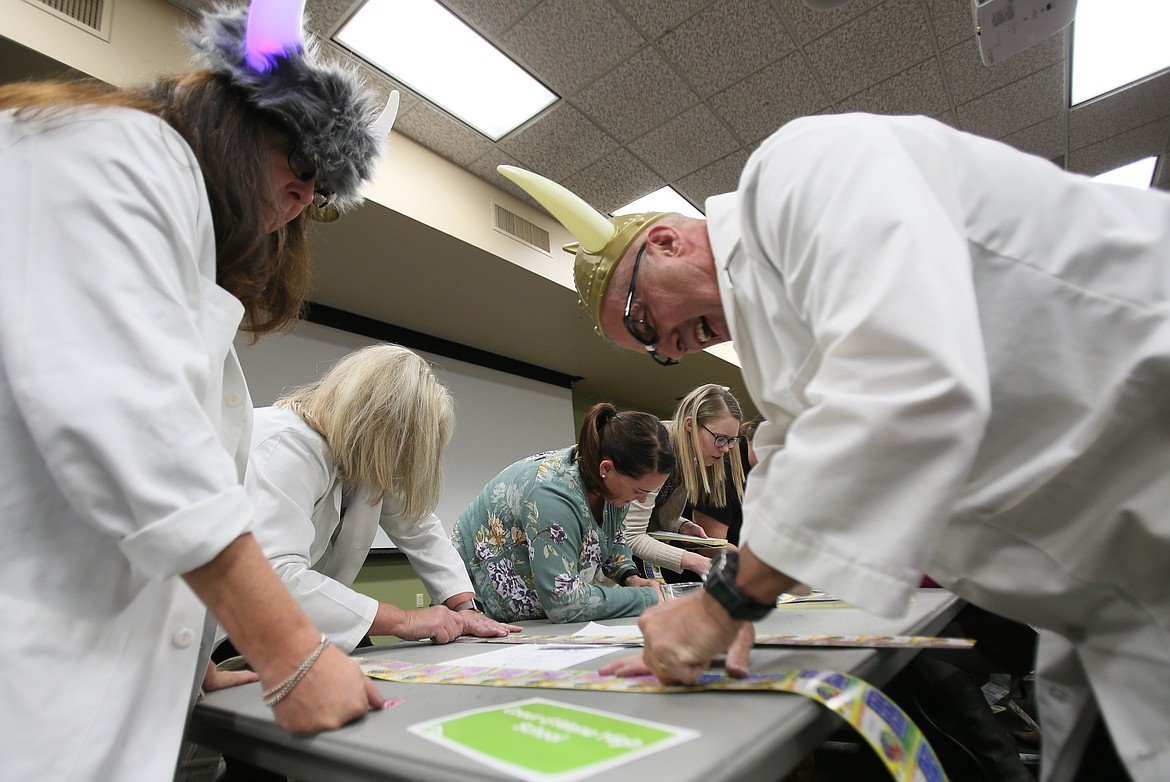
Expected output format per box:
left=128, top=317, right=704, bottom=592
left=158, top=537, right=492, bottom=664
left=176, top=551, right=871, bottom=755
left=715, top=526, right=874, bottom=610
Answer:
left=244, top=0, right=307, bottom=72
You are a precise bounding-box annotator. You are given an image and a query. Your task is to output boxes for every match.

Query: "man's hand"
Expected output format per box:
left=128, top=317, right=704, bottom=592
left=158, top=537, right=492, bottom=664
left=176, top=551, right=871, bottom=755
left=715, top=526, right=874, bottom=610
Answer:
left=637, top=591, right=747, bottom=683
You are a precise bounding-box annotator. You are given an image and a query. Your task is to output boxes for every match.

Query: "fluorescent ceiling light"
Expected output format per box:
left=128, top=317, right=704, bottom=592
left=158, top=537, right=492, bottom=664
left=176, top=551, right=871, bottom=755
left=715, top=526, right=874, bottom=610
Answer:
left=612, top=186, right=704, bottom=219
left=1089, top=156, right=1157, bottom=189
left=335, top=0, right=557, bottom=141
left=1071, top=0, right=1170, bottom=105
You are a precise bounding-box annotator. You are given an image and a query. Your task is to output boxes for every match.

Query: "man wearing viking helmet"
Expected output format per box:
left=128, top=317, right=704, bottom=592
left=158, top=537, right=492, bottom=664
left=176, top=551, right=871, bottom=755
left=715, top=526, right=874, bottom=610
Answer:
left=501, top=110, right=1170, bottom=781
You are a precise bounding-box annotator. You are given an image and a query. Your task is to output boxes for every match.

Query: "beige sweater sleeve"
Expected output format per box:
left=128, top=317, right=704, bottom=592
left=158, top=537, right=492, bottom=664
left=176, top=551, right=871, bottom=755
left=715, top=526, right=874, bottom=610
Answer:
left=622, top=489, right=686, bottom=573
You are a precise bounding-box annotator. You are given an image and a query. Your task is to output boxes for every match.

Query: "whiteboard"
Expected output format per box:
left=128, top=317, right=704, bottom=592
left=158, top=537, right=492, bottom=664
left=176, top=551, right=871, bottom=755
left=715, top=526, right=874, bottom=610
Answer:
left=234, top=320, right=576, bottom=548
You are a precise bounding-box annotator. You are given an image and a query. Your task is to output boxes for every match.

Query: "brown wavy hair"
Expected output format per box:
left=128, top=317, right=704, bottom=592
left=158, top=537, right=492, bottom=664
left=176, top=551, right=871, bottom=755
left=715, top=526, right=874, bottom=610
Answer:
left=576, top=403, right=675, bottom=498
left=0, top=73, right=310, bottom=336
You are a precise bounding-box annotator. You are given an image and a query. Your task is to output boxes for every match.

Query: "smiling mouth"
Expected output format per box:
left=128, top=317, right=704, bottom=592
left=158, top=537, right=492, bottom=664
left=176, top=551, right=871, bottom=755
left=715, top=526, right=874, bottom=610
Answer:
left=696, top=317, right=714, bottom=345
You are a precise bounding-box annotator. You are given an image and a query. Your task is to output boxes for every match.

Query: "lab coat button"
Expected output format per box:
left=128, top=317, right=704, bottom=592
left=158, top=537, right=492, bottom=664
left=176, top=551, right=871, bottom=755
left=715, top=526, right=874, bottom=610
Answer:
left=1048, top=685, right=1067, bottom=702
left=225, top=392, right=243, bottom=408
left=173, top=628, right=195, bottom=648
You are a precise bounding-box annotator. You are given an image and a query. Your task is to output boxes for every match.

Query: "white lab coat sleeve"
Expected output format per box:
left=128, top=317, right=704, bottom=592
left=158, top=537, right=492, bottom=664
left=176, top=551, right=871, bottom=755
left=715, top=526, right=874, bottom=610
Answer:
left=737, top=116, right=992, bottom=617
left=246, top=427, right=376, bottom=652
left=622, top=490, right=686, bottom=573
left=0, top=110, right=251, bottom=581
left=378, top=502, right=474, bottom=604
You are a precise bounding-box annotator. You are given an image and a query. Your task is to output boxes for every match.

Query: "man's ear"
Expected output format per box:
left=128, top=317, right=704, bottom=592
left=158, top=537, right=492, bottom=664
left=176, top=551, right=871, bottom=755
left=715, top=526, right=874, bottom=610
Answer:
left=644, top=223, right=682, bottom=257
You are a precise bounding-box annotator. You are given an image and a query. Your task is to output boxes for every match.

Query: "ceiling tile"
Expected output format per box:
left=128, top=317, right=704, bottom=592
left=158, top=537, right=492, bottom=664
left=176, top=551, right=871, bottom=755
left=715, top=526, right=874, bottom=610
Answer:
left=923, top=0, right=975, bottom=52
left=498, top=102, right=618, bottom=180
left=563, top=148, right=666, bottom=214
left=1066, top=117, right=1170, bottom=178
left=568, top=47, right=700, bottom=143
left=999, top=115, right=1068, bottom=162
left=440, top=0, right=542, bottom=37
left=955, top=61, right=1065, bottom=140
left=675, top=148, right=752, bottom=208
left=611, top=0, right=717, bottom=39
left=803, top=0, right=934, bottom=100
left=708, top=51, right=829, bottom=145
left=464, top=147, right=556, bottom=215
left=306, top=0, right=358, bottom=33
left=498, top=0, right=645, bottom=95
left=655, top=0, right=794, bottom=98
left=941, top=34, right=1065, bottom=106
left=627, top=103, right=743, bottom=180
left=1069, top=70, right=1170, bottom=151
left=393, top=101, right=495, bottom=167
left=836, top=57, right=950, bottom=116
left=774, top=0, right=885, bottom=45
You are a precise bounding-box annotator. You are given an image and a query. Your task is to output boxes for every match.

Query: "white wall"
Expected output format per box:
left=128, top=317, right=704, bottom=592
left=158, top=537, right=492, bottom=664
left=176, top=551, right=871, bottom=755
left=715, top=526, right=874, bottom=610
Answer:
left=235, top=321, right=576, bottom=545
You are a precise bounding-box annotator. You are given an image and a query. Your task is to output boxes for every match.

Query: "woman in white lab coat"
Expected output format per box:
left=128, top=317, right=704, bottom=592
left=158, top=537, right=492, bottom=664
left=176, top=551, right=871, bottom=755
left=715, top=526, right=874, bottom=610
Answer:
left=240, top=344, right=520, bottom=653
left=0, top=4, right=396, bottom=779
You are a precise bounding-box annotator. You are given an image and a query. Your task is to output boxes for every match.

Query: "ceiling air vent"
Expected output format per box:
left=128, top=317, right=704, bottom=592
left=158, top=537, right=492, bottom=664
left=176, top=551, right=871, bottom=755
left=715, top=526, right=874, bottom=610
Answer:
left=24, top=0, right=111, bottom=40
left=493, top=203, right=551, bottom=255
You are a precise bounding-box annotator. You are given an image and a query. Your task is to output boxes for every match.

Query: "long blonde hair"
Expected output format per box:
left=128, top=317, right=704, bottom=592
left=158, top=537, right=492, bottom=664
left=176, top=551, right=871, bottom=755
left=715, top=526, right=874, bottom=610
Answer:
left=277, top=344, right=454, bottom=521
left=671, top=384, right=745, bottom=507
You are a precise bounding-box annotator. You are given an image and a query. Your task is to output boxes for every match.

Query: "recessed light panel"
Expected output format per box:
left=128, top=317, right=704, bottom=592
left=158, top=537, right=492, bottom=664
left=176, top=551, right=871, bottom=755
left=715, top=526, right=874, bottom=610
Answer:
left=612, top=186, right=704, bottom=219
left=1071, top=0, right=1170, bottom=105
left=336, top=0, right=557, bottom=140
left=1090, top=156, right=1156, bottom=189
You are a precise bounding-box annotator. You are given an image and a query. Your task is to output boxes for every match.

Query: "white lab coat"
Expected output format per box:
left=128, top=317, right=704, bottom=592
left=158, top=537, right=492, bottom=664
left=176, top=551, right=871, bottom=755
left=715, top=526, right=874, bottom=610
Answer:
left=244, top=406, right=474, bottom=652
left=0, top=109, right=254, bottom=780
left=708, top=113, right=1170, bottom=781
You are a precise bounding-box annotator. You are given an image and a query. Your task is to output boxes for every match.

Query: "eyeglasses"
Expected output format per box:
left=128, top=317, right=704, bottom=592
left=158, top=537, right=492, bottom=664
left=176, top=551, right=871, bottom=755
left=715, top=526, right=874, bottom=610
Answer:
left=287, top=146, right=337, bottom=210
left=624, top=243, right=679, bottom=367
left=701, top=423, right=741, bottom=449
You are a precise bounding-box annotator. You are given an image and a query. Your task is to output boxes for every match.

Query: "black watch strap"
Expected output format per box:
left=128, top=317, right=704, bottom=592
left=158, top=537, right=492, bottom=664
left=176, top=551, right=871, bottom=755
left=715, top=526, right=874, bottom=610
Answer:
left=703, top=549, right=774, bottom=621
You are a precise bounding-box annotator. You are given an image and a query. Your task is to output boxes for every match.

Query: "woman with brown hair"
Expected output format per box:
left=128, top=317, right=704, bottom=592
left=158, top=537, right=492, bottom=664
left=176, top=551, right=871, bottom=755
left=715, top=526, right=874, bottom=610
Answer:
left=452, top=403, right=675, bottom=623
left=0, top=2, right=397, bottom=778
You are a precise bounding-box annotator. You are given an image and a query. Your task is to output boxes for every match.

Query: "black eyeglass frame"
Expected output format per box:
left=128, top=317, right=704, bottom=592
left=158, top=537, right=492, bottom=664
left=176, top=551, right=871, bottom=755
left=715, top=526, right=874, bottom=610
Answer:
left=701, top=423, right=741, bottom=449
left=287, top=146, right=337, bottom=210
left=623, top=243, right=679, bottom=367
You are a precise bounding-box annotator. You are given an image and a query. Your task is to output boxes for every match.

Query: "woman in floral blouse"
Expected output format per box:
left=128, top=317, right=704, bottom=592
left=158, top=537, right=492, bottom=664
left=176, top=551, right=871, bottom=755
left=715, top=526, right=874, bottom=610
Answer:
left=452, top=403, right=674, bottom=622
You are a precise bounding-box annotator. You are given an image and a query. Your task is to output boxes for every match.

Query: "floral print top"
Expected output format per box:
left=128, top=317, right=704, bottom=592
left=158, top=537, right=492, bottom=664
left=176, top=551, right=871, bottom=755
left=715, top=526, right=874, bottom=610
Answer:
left=452, top=447, right=659, bottom=623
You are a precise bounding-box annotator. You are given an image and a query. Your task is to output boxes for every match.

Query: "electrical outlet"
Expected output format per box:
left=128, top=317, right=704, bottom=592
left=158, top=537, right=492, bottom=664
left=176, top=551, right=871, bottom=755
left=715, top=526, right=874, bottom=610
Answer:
left=415, top=593, right=424, bottom=608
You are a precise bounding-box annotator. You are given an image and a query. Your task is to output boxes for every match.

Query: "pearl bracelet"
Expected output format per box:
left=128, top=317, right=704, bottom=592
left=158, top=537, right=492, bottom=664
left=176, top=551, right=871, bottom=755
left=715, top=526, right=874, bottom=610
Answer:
left=262, top=634, right=330, bottom=707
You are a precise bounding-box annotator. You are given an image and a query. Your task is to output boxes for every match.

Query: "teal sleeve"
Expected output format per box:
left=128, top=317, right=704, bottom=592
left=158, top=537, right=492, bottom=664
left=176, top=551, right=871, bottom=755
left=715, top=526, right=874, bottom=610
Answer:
left=525, top=482, right=657, bottom=622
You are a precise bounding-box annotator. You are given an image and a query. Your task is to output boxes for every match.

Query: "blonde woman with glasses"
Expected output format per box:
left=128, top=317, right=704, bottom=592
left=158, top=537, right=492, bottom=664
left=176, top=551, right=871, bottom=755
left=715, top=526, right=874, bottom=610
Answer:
left=623, top=384, right=747, bottom=579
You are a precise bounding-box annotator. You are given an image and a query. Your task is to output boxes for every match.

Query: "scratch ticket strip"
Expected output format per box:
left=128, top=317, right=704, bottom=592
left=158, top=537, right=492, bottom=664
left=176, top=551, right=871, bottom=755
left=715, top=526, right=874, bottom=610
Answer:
left=453, top=633, right=974, bottom=650
left=356, top=658, right=947, bottom=782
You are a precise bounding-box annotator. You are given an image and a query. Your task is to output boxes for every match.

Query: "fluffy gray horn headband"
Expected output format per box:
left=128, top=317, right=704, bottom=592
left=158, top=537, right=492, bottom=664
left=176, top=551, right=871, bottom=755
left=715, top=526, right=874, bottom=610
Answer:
left=188, top=4, right=387, bottom=212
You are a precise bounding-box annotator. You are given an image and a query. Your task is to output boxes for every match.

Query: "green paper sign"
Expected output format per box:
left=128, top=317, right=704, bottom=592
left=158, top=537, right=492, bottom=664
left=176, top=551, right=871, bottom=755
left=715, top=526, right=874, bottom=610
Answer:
left=409, top=697, right=698, bottom=781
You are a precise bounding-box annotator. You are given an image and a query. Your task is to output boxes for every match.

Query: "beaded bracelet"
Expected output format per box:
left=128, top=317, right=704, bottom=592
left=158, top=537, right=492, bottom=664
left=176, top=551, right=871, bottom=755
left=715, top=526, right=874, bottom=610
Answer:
left=262, top=635, right=331, bottom=707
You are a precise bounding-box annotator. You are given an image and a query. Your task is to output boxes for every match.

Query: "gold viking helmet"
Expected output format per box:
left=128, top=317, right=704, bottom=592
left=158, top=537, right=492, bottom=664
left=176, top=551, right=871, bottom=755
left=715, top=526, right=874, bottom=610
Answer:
left=497, top=165, right=666, bottom=333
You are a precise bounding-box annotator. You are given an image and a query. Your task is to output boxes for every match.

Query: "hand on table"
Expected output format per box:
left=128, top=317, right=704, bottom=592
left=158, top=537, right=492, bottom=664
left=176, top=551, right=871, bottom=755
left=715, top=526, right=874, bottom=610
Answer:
left=457, top=610, right=522, bottom=638
left=636, top=592, right=755, bottom=683
left=198, top=660, right=258, bottom=700
left=269, top=645, right=386, bottom=734
left=396, top=605, right=466, bottom=644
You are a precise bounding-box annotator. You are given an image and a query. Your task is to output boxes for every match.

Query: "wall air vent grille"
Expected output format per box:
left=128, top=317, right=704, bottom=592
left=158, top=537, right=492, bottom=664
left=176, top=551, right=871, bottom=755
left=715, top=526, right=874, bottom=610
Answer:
left=25, top=0, right=110, bottom=38
left=493, top=203, right=551, bottom=255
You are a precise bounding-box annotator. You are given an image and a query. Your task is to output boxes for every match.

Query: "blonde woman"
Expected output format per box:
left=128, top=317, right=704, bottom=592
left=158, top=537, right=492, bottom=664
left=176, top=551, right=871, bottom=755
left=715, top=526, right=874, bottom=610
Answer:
left=237, top=344, right=519, bottom=655
left=623, top=384, right=747, bottom=578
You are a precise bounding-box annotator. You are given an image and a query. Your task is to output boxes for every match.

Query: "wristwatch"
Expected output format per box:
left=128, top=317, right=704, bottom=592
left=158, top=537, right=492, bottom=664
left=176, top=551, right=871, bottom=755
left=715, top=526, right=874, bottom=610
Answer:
left=703, top=549, right=775, bottom=621
left=452, top=597, right=484, bottom=613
